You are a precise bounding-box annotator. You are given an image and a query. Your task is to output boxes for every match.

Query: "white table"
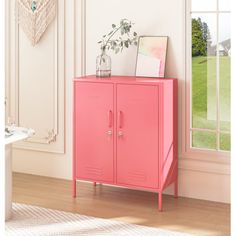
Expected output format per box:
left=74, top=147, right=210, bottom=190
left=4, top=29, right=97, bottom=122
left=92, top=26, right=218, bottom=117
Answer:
left=5, top=127, right=34, bottom=221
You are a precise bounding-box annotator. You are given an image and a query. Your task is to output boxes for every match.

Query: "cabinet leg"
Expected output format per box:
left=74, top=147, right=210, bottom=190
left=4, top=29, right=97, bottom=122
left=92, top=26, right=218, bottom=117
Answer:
left=174, top=179, right=178, bottom=198
left=73, top=179, right=76, bottom=198
left=158, top=192, right=163, bottom=211
left=93, top=182, right=97, bottom=187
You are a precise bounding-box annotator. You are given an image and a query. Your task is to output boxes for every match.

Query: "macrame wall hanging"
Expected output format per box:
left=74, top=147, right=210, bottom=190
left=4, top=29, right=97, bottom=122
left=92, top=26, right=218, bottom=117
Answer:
left=16, top=0, right=57, bottom=46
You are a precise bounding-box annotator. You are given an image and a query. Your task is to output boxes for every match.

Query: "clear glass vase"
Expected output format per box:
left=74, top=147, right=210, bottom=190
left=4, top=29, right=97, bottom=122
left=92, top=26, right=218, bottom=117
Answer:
left=96, top=49, right=111, bottom=78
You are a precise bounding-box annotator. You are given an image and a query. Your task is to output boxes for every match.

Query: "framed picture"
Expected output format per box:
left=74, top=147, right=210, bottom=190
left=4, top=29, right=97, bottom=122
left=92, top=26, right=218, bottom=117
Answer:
left=135, top=36, right=168, bottom=78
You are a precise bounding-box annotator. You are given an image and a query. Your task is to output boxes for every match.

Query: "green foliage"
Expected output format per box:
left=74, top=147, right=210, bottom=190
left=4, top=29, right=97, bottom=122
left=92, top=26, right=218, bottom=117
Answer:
left=192, top=56, right=231, bottom=150
left=202, top=22, right=211, bottom=43
left=98, top=19, right=138, bottom=54
left=192, top=18, right=211, bottom=57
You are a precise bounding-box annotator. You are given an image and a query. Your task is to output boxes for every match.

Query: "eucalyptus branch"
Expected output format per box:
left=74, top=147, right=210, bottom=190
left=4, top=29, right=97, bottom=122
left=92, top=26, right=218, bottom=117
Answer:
left=103, top=25, right=122, bottom=51
left=98, top=19, right=138, bottom=54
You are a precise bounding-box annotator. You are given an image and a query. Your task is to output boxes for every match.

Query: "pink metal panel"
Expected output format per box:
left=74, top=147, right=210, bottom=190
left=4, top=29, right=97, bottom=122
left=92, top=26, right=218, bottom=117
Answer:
left=74, top=75, right=176, bottom=84
left=173, top=79, right=178, bottom=197
left=73, top=83, right=77, bottom=197
left=161, top=80, right=178, bottom=193
left=74, top=82, right=114, bottom=183
left=116, top=84, right=159, bottom=189
left=161, top=81, right=174, bottom=188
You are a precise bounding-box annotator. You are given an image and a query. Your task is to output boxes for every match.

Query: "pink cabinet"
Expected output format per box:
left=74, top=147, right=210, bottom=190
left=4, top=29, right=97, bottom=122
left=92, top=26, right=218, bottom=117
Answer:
left=73, top=76, right=178, bottom=211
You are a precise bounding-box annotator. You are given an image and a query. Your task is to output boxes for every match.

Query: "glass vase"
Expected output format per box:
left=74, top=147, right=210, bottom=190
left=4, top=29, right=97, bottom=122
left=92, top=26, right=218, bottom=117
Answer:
left=96, top=49, right=111, bottom=78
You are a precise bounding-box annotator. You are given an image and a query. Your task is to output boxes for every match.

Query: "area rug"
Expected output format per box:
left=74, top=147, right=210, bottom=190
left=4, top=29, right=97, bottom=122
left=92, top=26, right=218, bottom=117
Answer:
left=6, top=203, right=192, bottom=236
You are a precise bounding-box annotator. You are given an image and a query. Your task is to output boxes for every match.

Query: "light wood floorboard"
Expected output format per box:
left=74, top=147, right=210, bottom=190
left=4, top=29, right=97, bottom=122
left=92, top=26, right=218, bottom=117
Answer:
left=13, top=173, right=230, bottom=236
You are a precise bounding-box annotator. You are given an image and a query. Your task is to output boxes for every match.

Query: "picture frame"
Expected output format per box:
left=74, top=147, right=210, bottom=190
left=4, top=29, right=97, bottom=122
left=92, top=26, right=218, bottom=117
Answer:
left=135, top=36, right=168, bottom=78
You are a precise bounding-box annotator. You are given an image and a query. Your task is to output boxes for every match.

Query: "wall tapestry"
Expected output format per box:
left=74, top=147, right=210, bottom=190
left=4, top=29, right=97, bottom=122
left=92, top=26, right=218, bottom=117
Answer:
left=16, top=0, right=57, bottom=46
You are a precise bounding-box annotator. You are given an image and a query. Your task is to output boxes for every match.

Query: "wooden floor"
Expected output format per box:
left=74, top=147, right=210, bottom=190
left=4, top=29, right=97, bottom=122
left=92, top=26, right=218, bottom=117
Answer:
left=13, top=173, right=230, bottom=236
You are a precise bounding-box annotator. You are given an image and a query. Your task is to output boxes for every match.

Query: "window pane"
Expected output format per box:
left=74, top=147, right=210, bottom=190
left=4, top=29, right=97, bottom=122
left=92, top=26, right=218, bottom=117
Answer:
left=219, top=0, right=231, bottom=11
left=192, top=131, right=216, bottom=150
left=220, top=133, right=230, bottom=151
left=192, top=14, right=217, bottom=130
left=192, top=0, right=217, bottom=11
left=219, top=13, right=231, bottom=132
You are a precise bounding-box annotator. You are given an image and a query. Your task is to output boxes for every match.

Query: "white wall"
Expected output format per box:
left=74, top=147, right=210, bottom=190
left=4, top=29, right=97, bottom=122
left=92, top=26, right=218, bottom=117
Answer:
left=7, top=0, right=230, bottom=203
left=7, top=0, right=78, bottom=179
left=85, top=0, right=183, bottom=79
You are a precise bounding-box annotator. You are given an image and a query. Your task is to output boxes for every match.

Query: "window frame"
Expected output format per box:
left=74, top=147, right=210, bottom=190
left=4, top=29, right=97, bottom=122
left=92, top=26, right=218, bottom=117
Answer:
left=182, top=0, right=230, bottom=163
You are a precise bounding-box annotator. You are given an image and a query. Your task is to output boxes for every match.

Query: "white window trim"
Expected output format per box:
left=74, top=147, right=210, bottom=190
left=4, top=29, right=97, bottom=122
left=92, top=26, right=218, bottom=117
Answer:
left=181, top=0, right=230, bottom=164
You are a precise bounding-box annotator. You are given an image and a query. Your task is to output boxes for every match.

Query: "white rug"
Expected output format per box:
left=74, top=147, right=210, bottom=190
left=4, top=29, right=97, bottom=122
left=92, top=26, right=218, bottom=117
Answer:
left=6, top=203, right=192, bottom=236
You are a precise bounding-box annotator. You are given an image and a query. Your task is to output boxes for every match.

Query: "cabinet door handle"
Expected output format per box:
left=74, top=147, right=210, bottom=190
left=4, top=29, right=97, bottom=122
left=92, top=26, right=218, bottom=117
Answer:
left=119, top=111, right=123, bottom=128
left=118, top=130, right=123, bottom=137
left=108, top=110, right=113, bottom=128
left=107, top=130, right=113, bottom=136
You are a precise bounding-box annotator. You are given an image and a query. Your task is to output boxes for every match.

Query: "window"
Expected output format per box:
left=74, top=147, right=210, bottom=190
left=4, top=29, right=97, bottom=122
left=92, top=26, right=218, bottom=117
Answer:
left=188, top=0, right=231, bottom=152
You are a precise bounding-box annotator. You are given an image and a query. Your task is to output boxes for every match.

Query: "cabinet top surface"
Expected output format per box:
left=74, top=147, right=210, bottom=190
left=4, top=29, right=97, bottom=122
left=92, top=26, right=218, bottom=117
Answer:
left=74, top=75, right=177, bottom=84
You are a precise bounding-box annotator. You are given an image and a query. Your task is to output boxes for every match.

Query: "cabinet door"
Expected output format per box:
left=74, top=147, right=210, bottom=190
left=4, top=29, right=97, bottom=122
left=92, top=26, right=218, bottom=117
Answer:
left=74, top=82, right=114, bottom=183
left=116, top=84, right=159, bottom=189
